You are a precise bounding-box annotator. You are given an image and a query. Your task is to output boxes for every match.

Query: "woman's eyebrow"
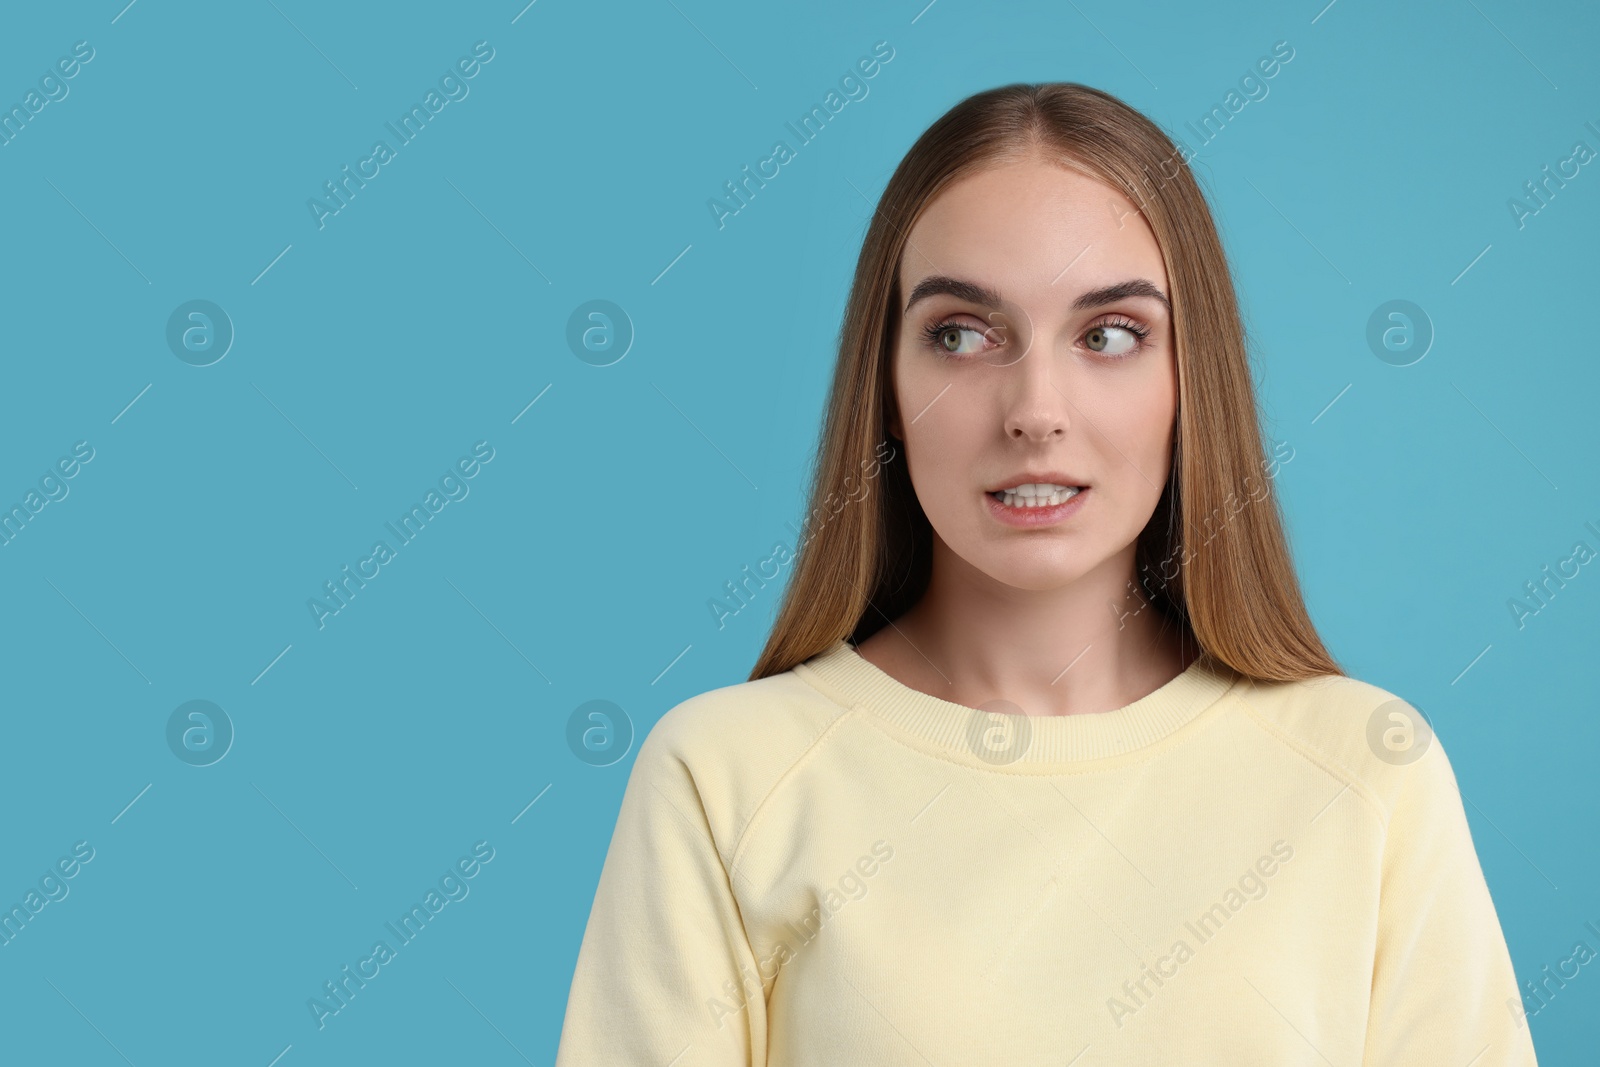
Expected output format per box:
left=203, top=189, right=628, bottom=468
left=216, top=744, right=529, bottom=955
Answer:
left=1072, top=278, right=1171, bottom=314
left=903, top=275, right=1171, bottom=315
left=903, top=276, right=1003, bottom=313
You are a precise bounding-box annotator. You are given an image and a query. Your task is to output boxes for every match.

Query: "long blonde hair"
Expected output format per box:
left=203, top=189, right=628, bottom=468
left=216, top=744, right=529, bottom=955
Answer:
left=749, top=82, right=1340, bottom=685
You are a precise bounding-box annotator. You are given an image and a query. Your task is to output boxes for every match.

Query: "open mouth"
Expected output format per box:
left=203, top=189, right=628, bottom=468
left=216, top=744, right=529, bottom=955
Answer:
left=988, top=484, right=1085, bottom=509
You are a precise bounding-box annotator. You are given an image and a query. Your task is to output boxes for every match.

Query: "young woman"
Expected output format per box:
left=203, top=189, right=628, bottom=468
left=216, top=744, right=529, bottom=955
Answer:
left=554, top=83, right=1539, bottom=1065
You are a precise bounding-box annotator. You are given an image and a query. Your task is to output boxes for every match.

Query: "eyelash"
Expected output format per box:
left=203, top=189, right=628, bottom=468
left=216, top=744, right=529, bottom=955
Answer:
left=920, top=314, right=1152, bottom=360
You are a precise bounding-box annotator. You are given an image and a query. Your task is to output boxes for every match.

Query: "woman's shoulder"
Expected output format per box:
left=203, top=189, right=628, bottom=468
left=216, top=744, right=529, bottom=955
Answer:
left=631, top=660, right=851, bottom=785
left=644, top=666, right=847, bottom=757
left=1226, top=667, right=1456, bottom=825
left=1228, top=666, right=1409, bottom=728
left=624, top=664, right=854, bottom=857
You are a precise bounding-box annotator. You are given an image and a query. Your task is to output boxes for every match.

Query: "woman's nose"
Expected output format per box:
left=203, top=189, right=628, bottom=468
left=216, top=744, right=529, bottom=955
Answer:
left=1002, top=342, right=1071, bottom=442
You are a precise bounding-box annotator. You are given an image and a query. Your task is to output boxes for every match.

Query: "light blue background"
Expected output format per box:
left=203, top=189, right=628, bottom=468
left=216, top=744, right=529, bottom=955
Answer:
left=1, top=0, right=1595, bottom=1062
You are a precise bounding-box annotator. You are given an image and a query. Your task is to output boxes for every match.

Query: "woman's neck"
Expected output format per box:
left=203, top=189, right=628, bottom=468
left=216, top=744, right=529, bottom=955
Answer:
left=854, top=545, right=1195, bottom=718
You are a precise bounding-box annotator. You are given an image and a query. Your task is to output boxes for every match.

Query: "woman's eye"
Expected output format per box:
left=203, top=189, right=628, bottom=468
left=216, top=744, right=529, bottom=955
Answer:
left=939, top=326, right=983, bottom=354
left=929, top=323, right=998, bottom=355
left=1085, top=324, right=1141, bottom=357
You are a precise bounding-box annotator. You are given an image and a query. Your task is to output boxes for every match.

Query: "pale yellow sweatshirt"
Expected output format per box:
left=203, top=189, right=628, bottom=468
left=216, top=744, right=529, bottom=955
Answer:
left=553, top=638, right=1539, bottom=1065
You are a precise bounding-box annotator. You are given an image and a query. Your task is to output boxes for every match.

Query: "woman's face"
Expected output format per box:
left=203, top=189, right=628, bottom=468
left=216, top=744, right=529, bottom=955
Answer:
left=889, top=156, right=1177, bottom=592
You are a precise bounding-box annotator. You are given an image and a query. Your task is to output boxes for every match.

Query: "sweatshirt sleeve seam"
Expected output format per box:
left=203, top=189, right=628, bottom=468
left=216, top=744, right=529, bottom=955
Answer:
left=726, top=703, right=855, bottom=875
left=1228, top=684, right=1390, bottom=832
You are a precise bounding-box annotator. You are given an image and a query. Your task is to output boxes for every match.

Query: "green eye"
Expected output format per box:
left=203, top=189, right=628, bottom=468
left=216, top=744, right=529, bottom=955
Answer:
left=923, top=319, right=1000, bottom=357
left=1085, top=320, right=1149, bottom=358
left=940, top=326, right=981, bottom=353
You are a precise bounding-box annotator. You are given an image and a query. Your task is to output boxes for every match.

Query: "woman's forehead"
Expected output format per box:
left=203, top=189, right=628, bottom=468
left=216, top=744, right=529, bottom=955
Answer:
left=898, top=160, right=1166, bottom=305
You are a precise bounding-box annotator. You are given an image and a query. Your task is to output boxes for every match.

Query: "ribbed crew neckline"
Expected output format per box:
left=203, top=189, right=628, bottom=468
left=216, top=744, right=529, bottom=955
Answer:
left=792, top=637, right=1241, bottom=767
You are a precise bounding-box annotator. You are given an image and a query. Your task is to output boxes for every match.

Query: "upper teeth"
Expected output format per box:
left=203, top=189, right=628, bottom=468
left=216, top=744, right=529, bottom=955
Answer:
left=997, top=483, right=1080, bottom=507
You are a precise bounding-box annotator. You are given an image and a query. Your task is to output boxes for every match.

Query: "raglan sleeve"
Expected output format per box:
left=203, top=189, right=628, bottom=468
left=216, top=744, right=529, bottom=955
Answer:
left=1361, top=732, right=1540, bottom=1065
left=553, top=711, right=766, bottom=1066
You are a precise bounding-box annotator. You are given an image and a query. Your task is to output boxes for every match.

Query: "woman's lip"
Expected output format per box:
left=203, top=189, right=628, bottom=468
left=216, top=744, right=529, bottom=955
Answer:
left=985, top=487, right=1088, bottom=527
